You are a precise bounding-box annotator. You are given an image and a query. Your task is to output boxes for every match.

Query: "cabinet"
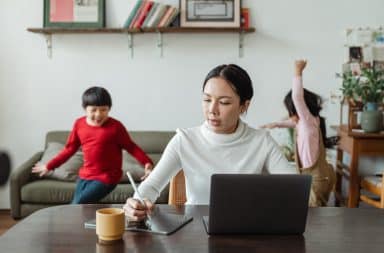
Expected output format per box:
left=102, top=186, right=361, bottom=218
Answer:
left=335, top=125, right=384, bottom=207
left=27, top=27, right=255, bottom=58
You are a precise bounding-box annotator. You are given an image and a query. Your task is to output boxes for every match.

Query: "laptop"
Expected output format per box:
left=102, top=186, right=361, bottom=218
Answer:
left=202, top=174, right=312, bottom=235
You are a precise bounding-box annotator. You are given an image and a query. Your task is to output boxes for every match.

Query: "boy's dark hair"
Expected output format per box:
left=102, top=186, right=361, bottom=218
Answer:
left=202, top=64, right=253, bottom=105
left=284, top=89, right=337, bottom=148
left=82, top=86, right=112, bottom=108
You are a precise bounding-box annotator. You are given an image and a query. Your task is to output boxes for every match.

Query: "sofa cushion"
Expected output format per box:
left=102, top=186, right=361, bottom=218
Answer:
left=120, top=152, right=162, bottom=182
left=21, top=180, right=75, bottom=204
left=21, top=180, right=169, bottom=204
left=40, top=142, right=83, bottom=181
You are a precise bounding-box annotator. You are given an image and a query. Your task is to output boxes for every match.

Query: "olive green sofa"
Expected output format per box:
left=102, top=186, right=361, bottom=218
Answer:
left=10, top=130, right=175, bottom=219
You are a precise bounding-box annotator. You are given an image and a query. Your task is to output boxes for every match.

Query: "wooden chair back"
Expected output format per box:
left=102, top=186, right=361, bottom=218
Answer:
left=168, top=170, right=187, bottom=205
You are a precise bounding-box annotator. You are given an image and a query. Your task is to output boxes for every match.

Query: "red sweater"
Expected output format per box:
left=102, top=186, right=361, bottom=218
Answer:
left=46, top=117, right=153, bottom=184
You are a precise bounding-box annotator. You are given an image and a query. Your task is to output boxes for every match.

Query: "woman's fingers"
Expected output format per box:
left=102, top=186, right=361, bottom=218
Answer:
left=123, top=198, right=150, bottom=221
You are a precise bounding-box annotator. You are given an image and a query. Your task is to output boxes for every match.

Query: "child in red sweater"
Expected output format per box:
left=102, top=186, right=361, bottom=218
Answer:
left=32, top=86, right=153, bottom=204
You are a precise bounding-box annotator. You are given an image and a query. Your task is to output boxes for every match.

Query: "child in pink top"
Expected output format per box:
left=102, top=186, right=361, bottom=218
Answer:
left=263, top=60, right=336, bottom=206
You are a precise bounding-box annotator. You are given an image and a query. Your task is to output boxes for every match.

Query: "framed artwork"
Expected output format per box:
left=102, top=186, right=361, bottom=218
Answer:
left=349, top=46, right=363, bottom=62
left=373, top=60, right=384, bottom=72
left=180, top=0, right=241, bottom=28
left=44, top=0, right=105, bottom=28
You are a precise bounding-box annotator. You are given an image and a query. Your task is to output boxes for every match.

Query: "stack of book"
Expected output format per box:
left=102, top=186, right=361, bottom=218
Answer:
left=123, top=0, right=179, bottom=29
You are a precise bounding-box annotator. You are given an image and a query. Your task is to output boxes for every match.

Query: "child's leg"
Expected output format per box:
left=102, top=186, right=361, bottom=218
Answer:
left=71, top=179, right=116, bottom=204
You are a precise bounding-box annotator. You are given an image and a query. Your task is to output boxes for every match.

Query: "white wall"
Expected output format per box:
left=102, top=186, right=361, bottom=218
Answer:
left=0, top=0, right=383, bottom=208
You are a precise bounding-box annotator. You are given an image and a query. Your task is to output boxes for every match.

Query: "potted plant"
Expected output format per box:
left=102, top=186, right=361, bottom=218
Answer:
left=338, top=64, right=384, bottom=132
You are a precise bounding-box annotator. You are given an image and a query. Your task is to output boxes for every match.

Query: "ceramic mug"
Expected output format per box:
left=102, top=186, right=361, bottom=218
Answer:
left=96, top=208, right=125, bottom=243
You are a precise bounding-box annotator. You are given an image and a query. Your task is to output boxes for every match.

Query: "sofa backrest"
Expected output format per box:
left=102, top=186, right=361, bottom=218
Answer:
left=45, top=130, right=176, bottom=163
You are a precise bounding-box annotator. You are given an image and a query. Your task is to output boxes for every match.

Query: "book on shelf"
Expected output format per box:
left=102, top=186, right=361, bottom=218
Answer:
left=122, top=0, right=143, bottom=28
left=132, top=1, right=154, bottom=29
left=169, top=13, right=180, bottom=27
left=129, top=0, right=147, bottom=28
left=123, top=1, right=179, bottom=29
left=163, top=8, right=179, bottom=28
left=142, top=2, right=159, bottom=27
left=145, top=4, right=169, bottom=28
left=157, top=6, right=176, bottom=27
left=241, top=8, right=250, bottom=29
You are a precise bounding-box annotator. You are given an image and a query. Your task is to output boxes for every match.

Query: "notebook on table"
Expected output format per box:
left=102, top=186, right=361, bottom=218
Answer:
left=85, top=208, right=193, bottom=235
left=203, top=174, right=312, bottom=235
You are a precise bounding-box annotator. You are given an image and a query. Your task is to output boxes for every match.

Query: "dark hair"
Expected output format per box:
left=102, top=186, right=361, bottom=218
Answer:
left=202, top=64, right=253, bottom=105
left=284, top=89, right=337, bottom=148
left=82, top=86, right=112, bottom=108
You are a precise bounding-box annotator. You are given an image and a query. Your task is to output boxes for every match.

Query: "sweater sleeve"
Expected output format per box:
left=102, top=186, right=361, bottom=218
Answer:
left=264, top=133, right=296, bottom=174
left=135, top=133, right=182, bottom=203
left=46, top=123, right=81, bottom=171
left=118, top=124, right=153, bottom=166
left=291, top=76, right=315, bottom=127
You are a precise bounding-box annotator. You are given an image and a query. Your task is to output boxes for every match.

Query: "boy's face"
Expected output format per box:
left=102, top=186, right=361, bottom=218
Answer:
left=85, top=105, right=110, bottom=126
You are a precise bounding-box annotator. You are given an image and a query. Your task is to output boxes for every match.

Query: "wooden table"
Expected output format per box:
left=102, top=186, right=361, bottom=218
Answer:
left=1, top=204, right=384, bottom=252
left=335, top=125, right=384, bottom=207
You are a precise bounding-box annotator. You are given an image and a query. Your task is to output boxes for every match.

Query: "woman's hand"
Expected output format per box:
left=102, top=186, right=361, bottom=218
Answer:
left=123, top=197, right=155, bottom=221
left=295, top=59, right=307, bottom=76
left=31, top=163, right=49, bottom=177
left=141, top=163, right=153, bottom=180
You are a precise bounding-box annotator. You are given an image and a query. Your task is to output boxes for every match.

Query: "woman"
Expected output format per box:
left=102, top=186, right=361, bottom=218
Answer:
left=124, top=64, right=296, bottom=221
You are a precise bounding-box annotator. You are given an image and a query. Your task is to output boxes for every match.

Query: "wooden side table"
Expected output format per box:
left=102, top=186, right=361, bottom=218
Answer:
left=335, top=125, right=384, bottom=207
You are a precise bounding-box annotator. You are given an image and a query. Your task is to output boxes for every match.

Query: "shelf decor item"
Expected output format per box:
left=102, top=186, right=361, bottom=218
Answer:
left=180, top=0, right=240, bottom=28
left=44, top=0, right=105, bottom=28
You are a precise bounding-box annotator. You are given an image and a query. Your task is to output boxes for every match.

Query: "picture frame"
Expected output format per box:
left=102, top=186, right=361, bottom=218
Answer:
left=180, top=0, right=241, bottom=28
left=44, top=0, right=105, bottom=28
left=349, top=46, right=363, bottom=62
left=373, top=60, right=384, bottom=72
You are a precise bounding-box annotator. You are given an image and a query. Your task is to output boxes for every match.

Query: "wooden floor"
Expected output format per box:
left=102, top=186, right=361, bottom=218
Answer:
left=0, top=210, right=19, bottom=236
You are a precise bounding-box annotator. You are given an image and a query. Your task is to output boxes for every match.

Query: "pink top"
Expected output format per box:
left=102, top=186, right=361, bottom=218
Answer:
left=276, top=77, right=320, bottom=168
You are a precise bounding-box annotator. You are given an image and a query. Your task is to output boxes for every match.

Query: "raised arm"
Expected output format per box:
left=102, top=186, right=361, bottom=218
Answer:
left=291, top=60, right=313, bottom=123
left=260, top=118, right=296, bottom=129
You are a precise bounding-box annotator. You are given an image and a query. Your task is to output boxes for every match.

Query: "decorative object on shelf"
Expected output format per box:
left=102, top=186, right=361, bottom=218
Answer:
left=361, top=102, right=383, bottom=133
left=338, top=64, right=384, bottom=133
left=240, top=7, right=249, bottom=29
left=180, top=0, right=240, bottom=28
left=44, top=0, right=105, bottom=28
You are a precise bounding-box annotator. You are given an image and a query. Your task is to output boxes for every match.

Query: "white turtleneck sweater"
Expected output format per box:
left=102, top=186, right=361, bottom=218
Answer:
left=136, top=120, right=296, bottom=204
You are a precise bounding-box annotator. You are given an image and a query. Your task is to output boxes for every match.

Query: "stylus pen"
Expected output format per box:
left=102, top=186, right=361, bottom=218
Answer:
left=126, top=171, right=152, bottom=223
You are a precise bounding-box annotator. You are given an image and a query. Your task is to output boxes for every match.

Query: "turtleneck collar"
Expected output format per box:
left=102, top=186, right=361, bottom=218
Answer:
left=200, top=119, right=246, bottom=145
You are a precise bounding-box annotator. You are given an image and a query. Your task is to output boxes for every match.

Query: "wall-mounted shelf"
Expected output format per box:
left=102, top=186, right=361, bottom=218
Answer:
left=27, top=27, right=255, bottom=58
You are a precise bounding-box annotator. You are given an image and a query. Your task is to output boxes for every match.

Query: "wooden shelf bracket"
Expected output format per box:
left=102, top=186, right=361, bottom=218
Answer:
left=45, top=34, right=52, bottom=59
left=239, top=31, right=245, bottom=58
left=127, top=33, right=134, bottom=58
left=157, top=32, right=163, bottom=58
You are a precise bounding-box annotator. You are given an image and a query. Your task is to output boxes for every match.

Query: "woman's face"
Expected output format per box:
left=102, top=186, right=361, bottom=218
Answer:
left=202, top=77, right=249, bottom=134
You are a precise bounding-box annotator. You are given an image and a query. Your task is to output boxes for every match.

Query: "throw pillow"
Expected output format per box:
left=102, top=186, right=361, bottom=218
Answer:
left=120, top=151, right=146, bottom=182
left=39, top=142, right=83, bottom=181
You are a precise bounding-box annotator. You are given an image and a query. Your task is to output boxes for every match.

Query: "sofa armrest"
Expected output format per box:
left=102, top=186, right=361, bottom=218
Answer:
left=10, top=151, right=43, bottom=219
